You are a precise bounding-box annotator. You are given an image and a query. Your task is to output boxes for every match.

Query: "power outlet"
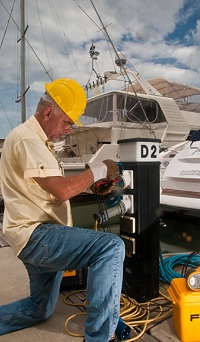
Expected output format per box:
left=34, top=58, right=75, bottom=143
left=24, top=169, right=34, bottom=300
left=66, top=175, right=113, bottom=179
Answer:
left=120, top=235, right=135, bottom=254
left=127, top=195, right=134, bottom=214
left=126, top=170, right=134, bottom=189
left=121, top=170, right=134, bottom=189
left=120, top=215, right=135, bottom=233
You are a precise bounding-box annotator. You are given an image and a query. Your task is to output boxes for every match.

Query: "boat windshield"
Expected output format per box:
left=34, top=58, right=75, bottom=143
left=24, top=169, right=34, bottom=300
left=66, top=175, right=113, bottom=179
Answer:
left=82, top=92, right=166, bottom=125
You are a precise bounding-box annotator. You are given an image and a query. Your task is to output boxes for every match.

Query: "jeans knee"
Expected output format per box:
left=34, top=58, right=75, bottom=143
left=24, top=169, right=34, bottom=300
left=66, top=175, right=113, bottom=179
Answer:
left=105, top=233, right=125, bottom=260
left=32, top=303, right=54, bottom=323
left=114, top=234, right=125, bottom=259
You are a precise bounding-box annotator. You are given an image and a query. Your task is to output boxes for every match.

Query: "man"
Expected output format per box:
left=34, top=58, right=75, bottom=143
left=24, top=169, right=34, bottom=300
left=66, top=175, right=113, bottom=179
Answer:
left=0, top=78, right=125, bottom=342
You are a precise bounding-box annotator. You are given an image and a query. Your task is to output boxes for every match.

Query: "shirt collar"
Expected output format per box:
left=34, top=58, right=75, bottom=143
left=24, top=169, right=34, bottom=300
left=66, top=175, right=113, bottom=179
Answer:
left=27, top=115, right=48, bottom=144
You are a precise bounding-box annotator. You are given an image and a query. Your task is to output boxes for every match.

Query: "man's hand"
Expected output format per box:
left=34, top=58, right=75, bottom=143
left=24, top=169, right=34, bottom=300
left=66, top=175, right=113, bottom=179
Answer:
left=90, top=179, right=115, bottom=195
left=89, top=160, right=119, bottom=195
left=102, top=159, right=119, bottom=182
left=86, top=160, right=119, bottom=184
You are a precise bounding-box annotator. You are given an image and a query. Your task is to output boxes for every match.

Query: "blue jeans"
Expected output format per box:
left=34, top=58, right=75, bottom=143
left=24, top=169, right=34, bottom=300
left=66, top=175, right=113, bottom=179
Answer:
left=0, top=223, right=125, bottom=341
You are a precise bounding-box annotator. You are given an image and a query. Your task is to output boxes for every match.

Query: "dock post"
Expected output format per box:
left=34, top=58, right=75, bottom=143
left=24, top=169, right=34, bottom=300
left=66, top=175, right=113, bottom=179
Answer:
left=118, top=138, right=161, bottom=301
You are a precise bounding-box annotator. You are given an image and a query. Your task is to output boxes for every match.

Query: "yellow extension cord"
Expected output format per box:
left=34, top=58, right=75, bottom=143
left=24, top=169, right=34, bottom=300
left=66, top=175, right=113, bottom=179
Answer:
left=63, top=290, right=172, bottom=340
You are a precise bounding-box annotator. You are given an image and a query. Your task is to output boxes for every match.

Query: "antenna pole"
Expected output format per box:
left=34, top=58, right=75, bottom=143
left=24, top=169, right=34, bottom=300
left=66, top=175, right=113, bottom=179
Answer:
left=20, top=0, right=26, bottom=122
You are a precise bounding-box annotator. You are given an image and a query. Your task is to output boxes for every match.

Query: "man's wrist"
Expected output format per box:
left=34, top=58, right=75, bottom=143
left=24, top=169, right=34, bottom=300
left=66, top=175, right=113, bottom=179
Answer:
left=86, top=162, right=107, bottom=183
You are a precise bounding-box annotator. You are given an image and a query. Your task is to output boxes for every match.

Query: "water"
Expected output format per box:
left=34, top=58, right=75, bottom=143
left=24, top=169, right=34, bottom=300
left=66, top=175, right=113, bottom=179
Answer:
left=160, top=211, right=200, bottom=253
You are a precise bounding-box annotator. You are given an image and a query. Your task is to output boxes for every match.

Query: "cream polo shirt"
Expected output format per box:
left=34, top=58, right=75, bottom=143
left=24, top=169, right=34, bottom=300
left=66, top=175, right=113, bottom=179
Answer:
left=0, top=115, right=72, bottom=256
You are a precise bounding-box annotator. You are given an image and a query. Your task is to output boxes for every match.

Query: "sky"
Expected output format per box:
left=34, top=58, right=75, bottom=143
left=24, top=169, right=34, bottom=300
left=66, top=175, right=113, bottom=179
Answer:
left=0, top=0, right=200, bottom=137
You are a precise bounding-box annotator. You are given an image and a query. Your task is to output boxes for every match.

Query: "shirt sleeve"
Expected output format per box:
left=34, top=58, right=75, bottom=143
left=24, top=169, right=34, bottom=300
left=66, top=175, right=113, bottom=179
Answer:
left=16, top=138, right=63, bottom=180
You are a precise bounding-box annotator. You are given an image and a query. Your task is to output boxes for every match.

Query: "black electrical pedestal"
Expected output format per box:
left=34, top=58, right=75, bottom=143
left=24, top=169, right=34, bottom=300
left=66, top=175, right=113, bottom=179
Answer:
left=118, top=138, right=161, bottom=302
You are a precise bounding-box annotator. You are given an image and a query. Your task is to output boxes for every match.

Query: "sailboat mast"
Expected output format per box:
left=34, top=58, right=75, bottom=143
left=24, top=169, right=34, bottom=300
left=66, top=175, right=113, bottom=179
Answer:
left=20, top=0, right=26, bottom=122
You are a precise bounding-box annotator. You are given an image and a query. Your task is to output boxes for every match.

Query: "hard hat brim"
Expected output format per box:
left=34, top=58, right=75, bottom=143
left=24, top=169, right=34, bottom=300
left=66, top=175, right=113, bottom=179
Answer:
left=74, top=117, right=83, bottom=127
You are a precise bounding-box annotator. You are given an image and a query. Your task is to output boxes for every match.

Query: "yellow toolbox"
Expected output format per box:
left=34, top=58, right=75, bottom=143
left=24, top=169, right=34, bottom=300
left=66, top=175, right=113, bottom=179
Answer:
left=168, top=278, right=200, bottom=342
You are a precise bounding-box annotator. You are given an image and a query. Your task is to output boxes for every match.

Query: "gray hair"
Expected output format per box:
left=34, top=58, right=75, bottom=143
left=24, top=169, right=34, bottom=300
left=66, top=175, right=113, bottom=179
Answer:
left=41, top=91, right=55, bottom=104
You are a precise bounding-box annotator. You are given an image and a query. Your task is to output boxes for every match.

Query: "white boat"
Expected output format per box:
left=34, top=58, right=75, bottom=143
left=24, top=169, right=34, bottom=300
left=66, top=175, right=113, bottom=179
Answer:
left=160, top=133, right=200, bottom=214
left=53, top=52, right=200, bottom=221
left=55, top=51, right=200, bottom=176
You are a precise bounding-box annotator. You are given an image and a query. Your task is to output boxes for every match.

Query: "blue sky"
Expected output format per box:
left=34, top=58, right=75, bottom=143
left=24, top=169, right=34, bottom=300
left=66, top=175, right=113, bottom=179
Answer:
left=167, top=1, right=200, bottom=44
left=0, top=0, right=200, bottom=138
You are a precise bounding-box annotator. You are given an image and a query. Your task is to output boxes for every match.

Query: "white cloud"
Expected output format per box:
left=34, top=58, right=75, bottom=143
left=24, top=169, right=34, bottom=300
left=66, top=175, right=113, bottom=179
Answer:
left=191, top=19, right=200, bottom=42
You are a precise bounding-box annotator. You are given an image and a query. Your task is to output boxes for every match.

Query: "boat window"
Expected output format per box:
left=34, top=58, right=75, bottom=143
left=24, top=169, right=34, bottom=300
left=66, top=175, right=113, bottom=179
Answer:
left=81, top=92, right=166, bottom=124
left=116, top=94, right=166, bottom=123
left=82, top=94, right=114, bottom=124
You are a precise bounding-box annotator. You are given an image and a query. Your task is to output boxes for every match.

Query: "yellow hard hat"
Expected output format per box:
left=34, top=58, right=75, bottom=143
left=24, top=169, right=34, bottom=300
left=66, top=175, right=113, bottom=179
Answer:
left=45, top=78, right=86, bottom=126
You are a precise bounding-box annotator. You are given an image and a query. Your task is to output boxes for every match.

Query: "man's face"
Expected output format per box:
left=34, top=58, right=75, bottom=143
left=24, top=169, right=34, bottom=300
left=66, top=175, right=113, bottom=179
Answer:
left=46, top=106, right=74, bottom=142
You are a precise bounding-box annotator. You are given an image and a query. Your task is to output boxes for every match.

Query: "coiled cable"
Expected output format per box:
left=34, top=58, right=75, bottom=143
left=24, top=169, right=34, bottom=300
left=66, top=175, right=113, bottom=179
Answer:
left=159, top=249, right=200, bottom=283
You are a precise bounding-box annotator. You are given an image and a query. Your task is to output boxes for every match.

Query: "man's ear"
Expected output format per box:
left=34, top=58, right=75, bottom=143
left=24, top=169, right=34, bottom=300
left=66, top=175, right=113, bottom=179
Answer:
left=43, top=106, right=52, bottom=121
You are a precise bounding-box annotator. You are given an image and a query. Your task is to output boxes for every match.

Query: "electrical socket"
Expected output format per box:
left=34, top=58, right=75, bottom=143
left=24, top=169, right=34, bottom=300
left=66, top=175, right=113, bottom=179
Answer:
left=120, top=215, right=135, bottom=233
left=126, top=170, right=134, bottom=189
left=122, top=170, right=134, bottom=189
left=120, top=235, right=135, bottom=254
left=122, top=194, right=134, bottom=214
left=126, top=194, right=134, bottom=213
